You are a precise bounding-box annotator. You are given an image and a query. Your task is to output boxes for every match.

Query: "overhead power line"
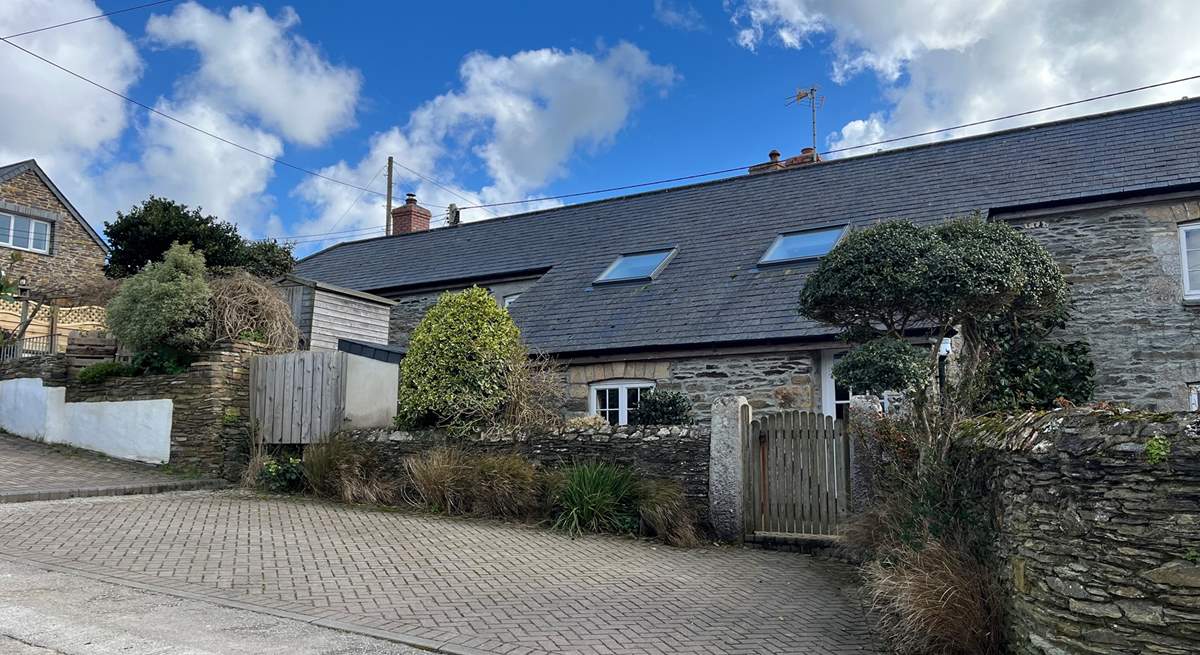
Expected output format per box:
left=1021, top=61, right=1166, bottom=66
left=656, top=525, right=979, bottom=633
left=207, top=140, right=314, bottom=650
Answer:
left=456, top=72, right=1200, bottom=211
left=1, top=0, right=180, bottom=40
left=322, top=164, right=386, bottom=237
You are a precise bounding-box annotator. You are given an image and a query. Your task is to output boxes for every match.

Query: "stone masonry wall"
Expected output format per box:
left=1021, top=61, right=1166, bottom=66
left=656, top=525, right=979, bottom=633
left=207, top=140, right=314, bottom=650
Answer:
left=0, top=169, right=106, bottom=292
left=1006, top=197, right=1200, bottom=410
left=984, top=409, right=1200, bottom=654
left=347, top=423, right=712, bottom=524
left=564, top=350, right=820, bottom=423
left=0, top=353, right=67, bottom=386
left=66, top=341, right=267, bottom=478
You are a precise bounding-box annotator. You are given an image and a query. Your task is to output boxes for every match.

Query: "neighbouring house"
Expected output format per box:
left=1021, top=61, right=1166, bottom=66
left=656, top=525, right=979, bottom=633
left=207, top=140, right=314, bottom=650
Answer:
left=0, top=160, right=110, bottom=353
left=296, top=98, right=1200, bottom=422
left=276, top=273, right=395, bottom=350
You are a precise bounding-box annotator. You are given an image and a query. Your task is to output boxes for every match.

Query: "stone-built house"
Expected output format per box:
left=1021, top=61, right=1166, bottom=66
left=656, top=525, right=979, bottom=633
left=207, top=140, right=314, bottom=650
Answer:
left=0, top=159, right=108, bottom=293
left=296, top=99, right=1200, bottom=422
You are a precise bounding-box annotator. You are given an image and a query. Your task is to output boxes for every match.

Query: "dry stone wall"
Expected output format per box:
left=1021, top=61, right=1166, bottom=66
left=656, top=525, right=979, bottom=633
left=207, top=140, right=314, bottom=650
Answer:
left=0, top=353, right=67, bottom=386
left=348, top=423, right=712, bottom=524
left=984, top=409, right=1200, bottom=654
left=65, top=341, right=266, bottom=478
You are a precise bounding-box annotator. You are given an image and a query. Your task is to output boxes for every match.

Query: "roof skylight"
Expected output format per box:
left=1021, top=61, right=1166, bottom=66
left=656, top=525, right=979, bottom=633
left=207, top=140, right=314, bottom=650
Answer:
left=759, top=226, right=846, bottom=264
left=595, top=249, right=675, bottom=283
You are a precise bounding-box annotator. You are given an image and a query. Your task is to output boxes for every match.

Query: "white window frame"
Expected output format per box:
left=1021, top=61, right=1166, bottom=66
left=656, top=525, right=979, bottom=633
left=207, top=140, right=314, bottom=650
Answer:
left=0, top=213, right=51, bottom=254
left=820, top=350, right=850, bottom=419
left=502, top=292, right=521, bottom=309
left=588, top=378, right=656, bottom=426
left=1181, top=223, right=1200, bottom=300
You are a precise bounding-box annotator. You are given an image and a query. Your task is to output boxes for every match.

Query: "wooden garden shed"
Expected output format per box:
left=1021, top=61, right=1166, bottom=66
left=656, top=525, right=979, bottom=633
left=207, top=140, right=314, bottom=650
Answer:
left=275, top=274, right=395, bottom=351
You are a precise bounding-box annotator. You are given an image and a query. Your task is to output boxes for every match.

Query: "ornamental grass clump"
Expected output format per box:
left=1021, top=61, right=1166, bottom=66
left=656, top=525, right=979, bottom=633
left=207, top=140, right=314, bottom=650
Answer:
left=636, top=479, right=698, bottom=547
left=472, top=453, right=541, bottom=518
left=552, top=462, right=639, bottom=535
left=302, top=434, right=397, bottom=505
left=403, top=447, right=477, bottom=514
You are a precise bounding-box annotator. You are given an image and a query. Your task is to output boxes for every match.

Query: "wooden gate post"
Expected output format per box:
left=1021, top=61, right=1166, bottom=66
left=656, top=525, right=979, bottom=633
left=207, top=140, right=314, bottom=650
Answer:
left=709, top=395, right=749, bottom=542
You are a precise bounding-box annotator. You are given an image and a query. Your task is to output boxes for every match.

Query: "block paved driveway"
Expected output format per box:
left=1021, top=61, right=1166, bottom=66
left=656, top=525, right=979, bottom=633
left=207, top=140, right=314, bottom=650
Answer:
left=0, top=491, right=879, bottom=654
left=0, top=433, right=221, bottom=502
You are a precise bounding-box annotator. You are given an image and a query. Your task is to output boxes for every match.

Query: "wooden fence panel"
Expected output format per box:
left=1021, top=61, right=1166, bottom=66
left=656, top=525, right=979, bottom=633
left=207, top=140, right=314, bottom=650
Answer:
left=250, top=351, right=346, bottom=444
left=744, top=410, right=850, bottom=538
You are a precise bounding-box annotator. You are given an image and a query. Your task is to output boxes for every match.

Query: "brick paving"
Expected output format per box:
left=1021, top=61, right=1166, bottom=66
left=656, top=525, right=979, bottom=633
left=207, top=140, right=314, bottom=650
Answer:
left=0, top=433, right=223, bottom=502
left=0, top=491, right=878, bottom=654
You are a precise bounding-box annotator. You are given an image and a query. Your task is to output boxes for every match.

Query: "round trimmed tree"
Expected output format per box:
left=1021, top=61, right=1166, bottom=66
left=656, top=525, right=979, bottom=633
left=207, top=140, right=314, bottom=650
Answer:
left=397, top=286, right=524, bottom=431
left=106, top=242, right=212, bottom=362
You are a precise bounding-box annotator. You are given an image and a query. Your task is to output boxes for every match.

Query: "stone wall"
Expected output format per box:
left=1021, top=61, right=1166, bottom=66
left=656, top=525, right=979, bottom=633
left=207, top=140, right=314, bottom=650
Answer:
left=564, top=349, right=820, bottom=422
left=0, top=168, right=106, bottom=292
left=984, top=409, right=1200, bottom=654
left=1004, top=197, right=1200, bottom=410
left=66, top=341, right=266, bottom=478
left=349, top=423, right=713, bottom=523
left=0, top=353, right=67, bottom=386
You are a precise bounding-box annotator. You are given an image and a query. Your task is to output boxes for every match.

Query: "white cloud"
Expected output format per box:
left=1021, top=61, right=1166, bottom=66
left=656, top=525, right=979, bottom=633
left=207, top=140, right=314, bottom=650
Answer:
left=0, top=0, right=141, bottom=222
left=654, top=0, right=706, bottom=31
left=292, top=43, right=674, bottom=252
left=729, top=0, right=1200, bottom=153
left=146, top=1, right=360, bottom=147
left=101, top=99, right=282, bottom=236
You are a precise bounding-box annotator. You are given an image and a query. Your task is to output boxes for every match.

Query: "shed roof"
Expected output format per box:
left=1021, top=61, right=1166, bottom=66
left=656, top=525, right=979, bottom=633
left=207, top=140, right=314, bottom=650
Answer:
left=297, top=98, right=1200, bottom=355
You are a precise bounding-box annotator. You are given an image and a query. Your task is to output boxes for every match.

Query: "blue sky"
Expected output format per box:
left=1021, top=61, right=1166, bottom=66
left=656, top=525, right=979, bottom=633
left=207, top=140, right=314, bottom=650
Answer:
left=3, top=0, right=1200, bottom=256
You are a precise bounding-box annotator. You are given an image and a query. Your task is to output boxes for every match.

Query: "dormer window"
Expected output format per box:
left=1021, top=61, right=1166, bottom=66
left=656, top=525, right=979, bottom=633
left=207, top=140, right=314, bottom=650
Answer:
left=595, top=248, right=675, bottom=284
left=759, top=225, right=846, bottom=265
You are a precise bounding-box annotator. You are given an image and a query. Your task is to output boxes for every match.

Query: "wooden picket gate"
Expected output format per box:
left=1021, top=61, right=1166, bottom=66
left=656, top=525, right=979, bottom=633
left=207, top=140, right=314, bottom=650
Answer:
left=250, top=350, right=347, bottom=444
left=743, top=409, right=851, bottom=537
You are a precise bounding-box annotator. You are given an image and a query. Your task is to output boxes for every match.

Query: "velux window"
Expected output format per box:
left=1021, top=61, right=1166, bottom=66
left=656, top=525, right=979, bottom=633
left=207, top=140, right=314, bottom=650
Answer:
left=594, top=249, right=675, bottom=283
left=1182, top=223, right=1200, bottom=300
left=0, top=213, right=50, bottom=254
left=589, top=379, right=655, bottom=426
left=759, top=225, right=845, bottom=265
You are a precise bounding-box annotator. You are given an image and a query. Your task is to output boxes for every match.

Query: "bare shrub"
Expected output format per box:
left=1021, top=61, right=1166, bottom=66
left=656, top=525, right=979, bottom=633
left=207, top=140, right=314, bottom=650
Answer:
left=208, top=270, right=298, bottom=351
left=472, top=453, right=540, bottom=518
left=499, top=351, right=566, bottom=432
left=865, top=538, right=1002, bottom=655
left=403, top=448, right=477, bottom=514
left=240, top=422, right=267, bottom=489
left=303, top=434, right=397, bottom=505
left=636, top=479, right=698, bottom=547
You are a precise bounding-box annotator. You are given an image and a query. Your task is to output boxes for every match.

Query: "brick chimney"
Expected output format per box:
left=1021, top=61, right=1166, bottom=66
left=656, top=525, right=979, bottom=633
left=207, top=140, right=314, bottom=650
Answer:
left=748, top=148, right=820, bottom=174
left=391, top=193, right=431, bottom=234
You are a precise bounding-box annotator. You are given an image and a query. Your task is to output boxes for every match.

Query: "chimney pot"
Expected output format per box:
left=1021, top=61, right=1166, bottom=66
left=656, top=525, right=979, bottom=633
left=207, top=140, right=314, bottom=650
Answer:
left=768, top=149, right=781, bottom=162
left=391, top=192, right=431, bottom=234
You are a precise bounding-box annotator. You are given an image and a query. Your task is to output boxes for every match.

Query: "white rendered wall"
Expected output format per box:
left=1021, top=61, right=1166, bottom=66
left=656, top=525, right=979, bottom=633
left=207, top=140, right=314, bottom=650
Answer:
left=0, top=378, right=173, bottom=464
left=342, top=354, right=399, bottom=429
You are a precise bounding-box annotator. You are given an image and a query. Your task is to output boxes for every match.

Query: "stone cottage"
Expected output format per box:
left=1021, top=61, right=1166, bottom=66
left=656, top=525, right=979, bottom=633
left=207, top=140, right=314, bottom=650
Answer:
left=296, top=98, right=1200, bottom=421
left=0, top=159, right=108, bottom=294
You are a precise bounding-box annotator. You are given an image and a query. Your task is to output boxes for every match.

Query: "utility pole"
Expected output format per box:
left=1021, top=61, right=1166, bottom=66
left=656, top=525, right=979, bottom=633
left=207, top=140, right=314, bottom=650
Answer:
left=384, top=154, right=393, bottom=235
left=786, top=86, right=823, bottom=162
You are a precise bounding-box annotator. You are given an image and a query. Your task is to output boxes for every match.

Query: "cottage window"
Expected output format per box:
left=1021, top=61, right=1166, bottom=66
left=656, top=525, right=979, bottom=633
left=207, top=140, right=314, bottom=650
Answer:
left=595, top=249, right=675, bottom=284
left=820, top=351, right=853, bottom=420
left=759, top=226, right=846, bottom=265
left=0, top=213, right=51, bottom=254
left=1182, top=223, right=1200, bottom=300
left=589, top=379, right=655, bottom=425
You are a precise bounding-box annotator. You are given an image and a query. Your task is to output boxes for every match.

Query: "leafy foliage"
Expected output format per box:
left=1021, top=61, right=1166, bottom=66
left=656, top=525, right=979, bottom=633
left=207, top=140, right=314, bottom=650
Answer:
left=832, top=337, right=928, bottom=395
left=396, top=287, right=524, bottom=432
left=552, top=462, right=639, bottom=535
left=77, top=361, right=138, bottom=384
left=257, top=456, right=305, bottom=493
left=1146, top=435, right=1171, bottom=465
left=104, top=196, right=294, bottom=278
left=106, top=243, right=212, bottom=357
left=630, top=389, right=693, bottom=425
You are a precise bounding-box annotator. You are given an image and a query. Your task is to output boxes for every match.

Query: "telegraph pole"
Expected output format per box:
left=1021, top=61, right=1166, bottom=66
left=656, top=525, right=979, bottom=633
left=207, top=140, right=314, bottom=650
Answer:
left=385, top=156, right=394, bottom=236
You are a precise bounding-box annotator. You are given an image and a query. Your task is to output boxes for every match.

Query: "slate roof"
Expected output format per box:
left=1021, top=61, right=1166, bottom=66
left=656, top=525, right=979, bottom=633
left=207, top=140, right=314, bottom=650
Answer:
left=296, top=97, right=1200, bottom=355
left=0, top=159, right=109, bottom=253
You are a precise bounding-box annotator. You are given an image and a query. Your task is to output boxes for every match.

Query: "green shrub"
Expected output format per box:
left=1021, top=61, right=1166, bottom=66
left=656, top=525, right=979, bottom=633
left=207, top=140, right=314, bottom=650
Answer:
left=552, top=462, right=639, bottom=535
left=1146, top=435, right=1171, bottom=465
left=473, top=454, right=540, bottom=518
left=832, top=337, right=929, bottom=395
left=403, top=448, right=477, bottom=514
left=257, top=456, right=304, bottom=493
left=106, top=242, right=212, bottom=355
left=77, top=361, right=138, bottom=385
left=396, top=287, right=524, bottom=432
left=303, top=435, right=397, bottom=505
left=630, top=389, right=693, bottom=425
left=636, top=479, right=698, bottom=547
